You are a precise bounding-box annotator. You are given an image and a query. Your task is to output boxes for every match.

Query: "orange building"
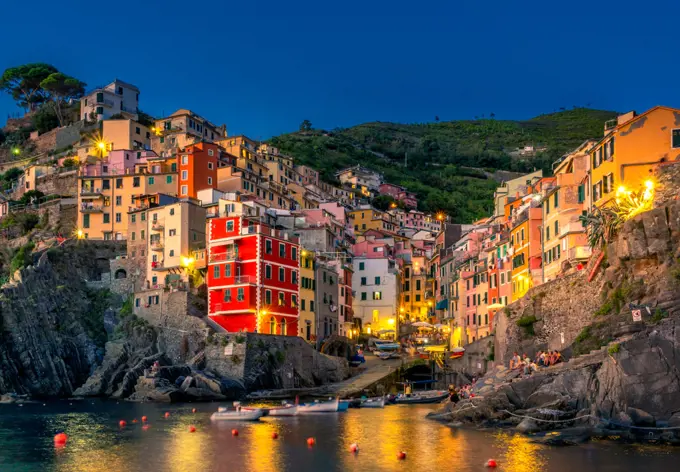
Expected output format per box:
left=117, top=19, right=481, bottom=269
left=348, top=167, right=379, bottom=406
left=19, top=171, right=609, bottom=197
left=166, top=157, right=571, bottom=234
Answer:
left=510, top=205, right=542, bottom=301
left=590, top=106, right=680, bottom=208
left=178, top=142, right=223, bottom=199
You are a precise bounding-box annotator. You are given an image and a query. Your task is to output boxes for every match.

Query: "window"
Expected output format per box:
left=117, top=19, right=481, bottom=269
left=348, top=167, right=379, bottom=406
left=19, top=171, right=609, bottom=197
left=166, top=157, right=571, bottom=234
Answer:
left=291, top=247, right=297, bottom=260
left=103, top=213, right=110, bottom=224
left=166, top=175, right=173, bottom=184
left=604, top=173, right=614, bottom=194
left=373, top=291, right=382, bottom=300
left=360, top=277, right=367, bottom=285
left=169, top=229, right=176, bottom=236
left=291, top=295, right=298, bottom=308
left=181, top=170, right=188, bottom=181
left=265, top=290, right=272, bottom=305
left=310, top=300, right=315, bottom=312
left=133, top=177, right=140, bottom=187
left=96, top=106, right=103, bottom=115
left=415, top=294, right=421, bottom=302
left=553, top=191, right=559, bottom=208
left=181, top=155, right=188, bottom=165
left=278, top=292, right=285, bottom=306
left=135, top=298, right=140, bottom=307
left=208, top=149, right=214, bottom=157
left=135, top=127, right=140, bottom=135
left=593, top=181, right=603, bottom=202
left=225, top=264, right=231, bottom=277
left=181, top=185, right=188, bottom=195
left=148, top=177, right=155, bottom=185
left=226, top=221, right=234, bottom=232
left=416, top=280, right=421, bottom=290
left=279, top=267, right=285, bottom=281
left=359, top=262, right=365, bottom=270
left=131, top=232, right=136, bottom=241
left=265, top=265, right=272, bottom=279
left=279, top=243, right=286, bottom=258
left=213, top=265, right=220, bottom=279
left=224, top=289, right=232, bottom=302
left=500, top=272, right=505, bottom=284
left=208, top=161, right=214, bottom=169
left=265, top=240, right=272, bottom=254
left=673, top=130, right=680, bottom=149
left=554, top=220, right=559, bottom=236
left=141, top=230, right=145, bottom=239
left=578, top=184, right=585, bottom=203
left=115, top=213, right=121, bottom=223
left=116, top=178, right=123, bottom=189
left=292, top=271, right=298, bottom=285
left=375, top=276, right=381, bottom=285
left=237, top=288, right=244, bottom=301
left=546, top=226, right=550, bottom=240
left=361, top=292, right=367, bottom=301
left=301, top=299, right=306, bottom=311
left=102, top=179, right=110, bottom=190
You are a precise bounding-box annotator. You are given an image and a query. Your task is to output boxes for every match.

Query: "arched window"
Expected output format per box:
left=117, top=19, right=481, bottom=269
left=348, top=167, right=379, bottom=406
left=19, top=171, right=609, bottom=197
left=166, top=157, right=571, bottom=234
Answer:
left=114, top=269, right=127, bottom=279
left=269, top=317, right=276, bottom=335
left=281, top=318, right=287, bottom=336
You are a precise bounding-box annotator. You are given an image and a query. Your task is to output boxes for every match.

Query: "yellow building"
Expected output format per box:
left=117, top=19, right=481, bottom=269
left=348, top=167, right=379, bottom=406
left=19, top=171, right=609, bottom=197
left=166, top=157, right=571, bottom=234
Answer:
left=151, top=109, right=226, bottom=157
left=590, top=106, right=680, bottom=208
left=299, top=250, right=316, bottom=342
left=78, top=167, right=177, bottom=240
left=510, top=207, right=542, bottom=301
left=76, top=119, right=151, bottom=161
left=349, top=206, right=397, bottom=234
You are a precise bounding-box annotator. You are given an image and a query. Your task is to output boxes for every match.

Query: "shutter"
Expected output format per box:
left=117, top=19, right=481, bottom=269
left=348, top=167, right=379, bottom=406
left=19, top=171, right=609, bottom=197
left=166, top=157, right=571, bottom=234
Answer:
left=578, top=185, right=585, bottom=203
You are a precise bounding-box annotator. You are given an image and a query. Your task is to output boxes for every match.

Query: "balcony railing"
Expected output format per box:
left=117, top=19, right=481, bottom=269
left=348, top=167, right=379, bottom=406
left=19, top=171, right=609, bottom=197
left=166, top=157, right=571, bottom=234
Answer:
left=150, top=240, right=164, bottom=251
left=568, top=246, right=592, bottom=260
left=151, top=220, right=164, bottom=231
left=234, top=275, right=255, bottom=284
left=209, top=252, right=239, bottom=263
left=80, top=204, right=103, bottom=213
left=80, top=188, right=102, bottom=198
left=150, top=260, right=164, bottom=270
left=96, top=97, right=115, bottom=107
left=560, top=220, right=585, bottom=237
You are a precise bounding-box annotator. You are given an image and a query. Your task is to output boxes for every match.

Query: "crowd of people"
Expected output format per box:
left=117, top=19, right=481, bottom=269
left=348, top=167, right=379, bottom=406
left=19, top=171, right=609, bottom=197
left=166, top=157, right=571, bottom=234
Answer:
left=448, top=381, right=476, bottom=403
left=508, top=350, right=563, bottom=375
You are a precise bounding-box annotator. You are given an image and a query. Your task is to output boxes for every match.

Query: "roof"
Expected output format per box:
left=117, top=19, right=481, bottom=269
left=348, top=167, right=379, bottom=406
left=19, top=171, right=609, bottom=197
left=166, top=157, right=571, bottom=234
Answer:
left=588, top=106, right=680, bottom=151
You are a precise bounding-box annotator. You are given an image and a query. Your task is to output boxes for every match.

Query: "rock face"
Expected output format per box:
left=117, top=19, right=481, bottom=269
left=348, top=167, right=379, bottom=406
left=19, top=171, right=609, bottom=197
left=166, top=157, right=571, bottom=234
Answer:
left=0, top=251, right=112, bottom=397
left=432, top=317, right=680, bottom=438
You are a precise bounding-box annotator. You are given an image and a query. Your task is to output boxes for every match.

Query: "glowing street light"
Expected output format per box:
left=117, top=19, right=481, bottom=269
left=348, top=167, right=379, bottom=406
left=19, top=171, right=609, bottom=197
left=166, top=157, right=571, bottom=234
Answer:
left=11, top=148, right=20, bottom=156
left=387, top=318, right=395, bottom=325
left=76, top=229, right=84, bottom=240
left=436, top=212, right=445, bottom=221
left=181, top=256, right=195, bottom=267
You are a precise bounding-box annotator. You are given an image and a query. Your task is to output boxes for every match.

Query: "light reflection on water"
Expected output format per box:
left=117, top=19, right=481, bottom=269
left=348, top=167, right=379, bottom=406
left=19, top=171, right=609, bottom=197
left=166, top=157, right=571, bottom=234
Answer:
left=1, top=400, right=680, bottom=472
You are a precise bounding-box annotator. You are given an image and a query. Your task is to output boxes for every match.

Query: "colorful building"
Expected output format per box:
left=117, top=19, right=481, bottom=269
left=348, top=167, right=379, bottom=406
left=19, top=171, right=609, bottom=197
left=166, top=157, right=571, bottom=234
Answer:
left=349, top=206, right=397, bottom=234
left=151, top=109, right=226, bottom=157
left=207, top=215, right=300, bottom=335
left=299, top=250, right=316, bottom=342
left=177, top=142, right=223, bottom=199
left=80, top=79, right=139, bottom=122
left=510, top=205, right=542, bottom=301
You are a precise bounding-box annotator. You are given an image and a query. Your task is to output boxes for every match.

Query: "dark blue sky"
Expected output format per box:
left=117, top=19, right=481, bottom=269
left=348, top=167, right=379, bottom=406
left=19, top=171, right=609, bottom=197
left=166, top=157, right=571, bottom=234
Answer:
left=2, top=0, right=679, bottom=138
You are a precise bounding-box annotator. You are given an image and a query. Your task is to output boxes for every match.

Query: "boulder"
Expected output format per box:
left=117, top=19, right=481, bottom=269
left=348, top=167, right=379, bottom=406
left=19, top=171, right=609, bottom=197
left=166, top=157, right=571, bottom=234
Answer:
left=626, top=407, right=656, bottom=427
left=516, top=418, right=540, bottom=434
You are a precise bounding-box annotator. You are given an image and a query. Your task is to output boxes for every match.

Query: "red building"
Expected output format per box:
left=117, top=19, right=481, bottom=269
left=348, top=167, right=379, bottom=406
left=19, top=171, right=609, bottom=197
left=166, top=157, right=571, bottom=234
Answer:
left=207, top=215, right=300, bottom=335
left=178, top=142, right=224, bottom=199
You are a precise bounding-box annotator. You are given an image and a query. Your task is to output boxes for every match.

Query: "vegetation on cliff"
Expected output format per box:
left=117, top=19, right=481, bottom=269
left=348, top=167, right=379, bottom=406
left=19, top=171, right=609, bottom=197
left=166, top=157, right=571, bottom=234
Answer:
left=271, top=108, right=617, bottom=222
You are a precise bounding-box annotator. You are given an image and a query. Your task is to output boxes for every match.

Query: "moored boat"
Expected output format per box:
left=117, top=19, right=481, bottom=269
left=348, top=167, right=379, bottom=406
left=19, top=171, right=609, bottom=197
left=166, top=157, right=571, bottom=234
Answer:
left=394, top=391, right=448, bottom=404
left=210, top=407, right=264, bottom=421
left=297, top=398, right=340, bottom=414
left=360, top=396, right=385, bottom=408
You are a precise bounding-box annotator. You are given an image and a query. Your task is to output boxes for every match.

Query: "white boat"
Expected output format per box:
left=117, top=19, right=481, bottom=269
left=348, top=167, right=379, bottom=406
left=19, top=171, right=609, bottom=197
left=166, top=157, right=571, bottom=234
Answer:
left=267, top=404, right=299, bottom=417
left=297, top=398, right=340, bottom=414
left=376, top=351, right=400, bottom=360
left=210, top=407, right=264, bottom=421
left=360, top=396, right=385, bottom=408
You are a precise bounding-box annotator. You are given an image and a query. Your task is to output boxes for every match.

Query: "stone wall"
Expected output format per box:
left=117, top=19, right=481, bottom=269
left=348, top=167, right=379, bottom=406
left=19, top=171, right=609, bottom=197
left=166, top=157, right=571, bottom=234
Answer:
left=35, top=171, right=77, bottom=197
left=449, top=335, right=495, bottom=376
left=30, top=123, right=82, bottom=154
left=654, top=161, right=680, bottom=206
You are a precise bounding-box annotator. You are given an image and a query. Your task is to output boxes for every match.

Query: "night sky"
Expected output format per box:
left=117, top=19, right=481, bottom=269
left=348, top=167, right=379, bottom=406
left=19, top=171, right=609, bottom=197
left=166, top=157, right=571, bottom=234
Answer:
left=1, top=0, right=678, bottom=138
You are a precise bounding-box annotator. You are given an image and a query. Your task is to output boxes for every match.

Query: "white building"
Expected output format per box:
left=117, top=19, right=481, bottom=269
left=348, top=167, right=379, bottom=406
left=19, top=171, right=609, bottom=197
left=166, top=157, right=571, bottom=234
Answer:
left=336, top=165, right=383, bottom=191
left=80, top=79, right=140, bottom=122
left=352, top=256, right=399, bottom=334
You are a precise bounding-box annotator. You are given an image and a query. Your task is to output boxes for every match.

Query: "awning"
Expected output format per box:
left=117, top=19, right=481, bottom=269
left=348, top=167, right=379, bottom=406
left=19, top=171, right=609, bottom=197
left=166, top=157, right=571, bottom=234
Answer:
left=435, top=299, right=448, bottom=310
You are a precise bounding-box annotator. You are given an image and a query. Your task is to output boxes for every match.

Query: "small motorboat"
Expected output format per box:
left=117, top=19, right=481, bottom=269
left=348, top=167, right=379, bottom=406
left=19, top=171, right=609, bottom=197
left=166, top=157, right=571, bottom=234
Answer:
left=394, top=391, right=449, bottom=404
left=360, top=396, right=385, bottom=408
left=297, top=398, right=340, bottom=414
left=338, top=400, right=350, bottom=412
left=374, top=341, right=400, bottom=352
left=210, top=406, right=264, bottom=421
left=268, top=404, right=299, bottom=416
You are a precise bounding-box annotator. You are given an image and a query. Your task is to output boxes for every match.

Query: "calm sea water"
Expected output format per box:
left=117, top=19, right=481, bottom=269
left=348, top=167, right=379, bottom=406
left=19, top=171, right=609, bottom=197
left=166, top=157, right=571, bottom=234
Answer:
left=0, top=399, right=678, bottom=471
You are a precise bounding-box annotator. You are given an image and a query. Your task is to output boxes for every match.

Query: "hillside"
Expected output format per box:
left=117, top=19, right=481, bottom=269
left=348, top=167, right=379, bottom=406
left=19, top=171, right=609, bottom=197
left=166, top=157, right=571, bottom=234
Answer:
left=270, top=108, right=617, bottom=223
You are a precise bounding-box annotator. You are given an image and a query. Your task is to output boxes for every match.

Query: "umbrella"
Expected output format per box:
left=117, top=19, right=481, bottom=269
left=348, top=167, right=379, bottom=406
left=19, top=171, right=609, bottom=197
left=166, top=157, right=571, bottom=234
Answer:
left=487, top=303, right=505, bottom=310
left=433, top=323, right=446, bottom=329
left=451, top=347, right=465, bottom=353
left=412, top=321, right=433, bottom=328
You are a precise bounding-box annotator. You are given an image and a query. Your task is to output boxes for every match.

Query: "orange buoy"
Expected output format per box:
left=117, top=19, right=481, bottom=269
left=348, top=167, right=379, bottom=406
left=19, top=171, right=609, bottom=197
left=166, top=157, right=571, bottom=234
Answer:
left=232, top=429, right=239, bottom=436
left=142, top=425, right=150, bottom=431
left=132, top=419, right=138, bottom=424
left=192, top=408, right=197, bottom=413
left=141, top=416, right=148, bottom=423
left=164, top=412, right=170, bottom=418
left=188, top=425, right=197, bottom=433
left=54, top=433, right=68, bottom=445
left=307, top=437, right=316, bottom=447
left=397, top=451, right=407, bottom=460
left=486, top=459, right=498, bottom=468
left=272, top=432, right=279, bottom=439
left=119, top=420, right=127, bottom=427
left=349, top=443, right=359, bottom=453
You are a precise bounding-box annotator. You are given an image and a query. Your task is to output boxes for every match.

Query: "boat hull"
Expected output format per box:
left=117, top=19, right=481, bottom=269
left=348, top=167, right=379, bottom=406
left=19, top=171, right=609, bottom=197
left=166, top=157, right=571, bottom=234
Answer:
left=297, top=399, right=340, bottom=414
left=268, top=405, right=298, bottom=417
left=394, top=392, right=449, bottom=404
left=210, top=409, right=264, bottom=421
left=360, top=397, right=385, bottom=408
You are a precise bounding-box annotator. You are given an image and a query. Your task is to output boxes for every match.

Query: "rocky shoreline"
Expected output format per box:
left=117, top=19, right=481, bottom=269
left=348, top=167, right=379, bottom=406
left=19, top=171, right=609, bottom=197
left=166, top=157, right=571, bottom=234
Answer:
left=428, top=317, right=680, bottom=445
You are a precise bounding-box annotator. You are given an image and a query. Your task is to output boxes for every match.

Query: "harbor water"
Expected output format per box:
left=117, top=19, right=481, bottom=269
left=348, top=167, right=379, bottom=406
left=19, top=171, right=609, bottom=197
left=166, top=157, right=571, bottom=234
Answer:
left=1, top=399, right=679, bottom=471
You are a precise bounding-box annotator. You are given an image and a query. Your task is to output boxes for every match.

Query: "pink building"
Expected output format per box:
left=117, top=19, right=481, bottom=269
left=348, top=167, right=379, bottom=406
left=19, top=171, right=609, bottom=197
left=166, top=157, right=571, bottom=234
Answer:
left=81, top=149, right=159, bottom=176
left=397, top=190, right=417, bottom=208
left=379, top=183, right=403, bottom=199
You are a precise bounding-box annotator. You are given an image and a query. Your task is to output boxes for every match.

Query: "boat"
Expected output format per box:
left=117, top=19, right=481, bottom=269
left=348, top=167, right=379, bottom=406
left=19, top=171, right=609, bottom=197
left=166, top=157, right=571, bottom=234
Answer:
left=210, top=407, right=264, bottom=421
left=268, top=404, right=299, bottom=416
left=360, top=396, right=385, bottom=408
left=394, top=390, right=449, bottom=404
left=376, top=351, right=400, bottom=360
left=338, top=400, right=350, bottom=412
left=374, top=341, right=400, bottom=352
left=297, top=398, right=340, bottom=414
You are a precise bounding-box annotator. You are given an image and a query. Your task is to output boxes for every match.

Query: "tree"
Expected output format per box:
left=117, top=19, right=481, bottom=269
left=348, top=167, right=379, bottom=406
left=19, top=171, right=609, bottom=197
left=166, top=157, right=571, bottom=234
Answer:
left=19, top=189, right=45, bottom=205
left=0, top=63, right=58, bottom=110
left=62, top=157, right=78, bottom=168
left=40, top=73, right=86, bottom=126
left=31, top=104, right=60, bottom=134
left=299, top=120, right=312, bottom=132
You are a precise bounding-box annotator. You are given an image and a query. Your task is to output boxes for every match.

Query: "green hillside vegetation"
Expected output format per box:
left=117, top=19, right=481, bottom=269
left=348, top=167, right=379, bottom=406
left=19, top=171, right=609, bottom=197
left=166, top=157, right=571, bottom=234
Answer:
left=269, top=108, right=617, bottom=223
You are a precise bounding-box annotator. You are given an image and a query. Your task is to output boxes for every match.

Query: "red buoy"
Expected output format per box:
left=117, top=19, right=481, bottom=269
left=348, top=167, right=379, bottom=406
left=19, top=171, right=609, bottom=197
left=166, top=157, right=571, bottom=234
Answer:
left=232, top=429, right=239, bottom=436
left=192, top=408, right=197, bottom=413
left=141, top=416, right=148, bottom=423
left=272, top=432, right=279, bottom=439
left=349, top=443, right=359, bottom=453
left=486, top=459, right=498, bottom=468
left=188, top=425, right=197, bottom=433
left=119, top=420, right=127, bottom=427
left=397, top=451, right=407, bottom=460
left=54, top=433, right=68, bottom=445
left=164, top=412, right=170, bottom=418
left=132, top=419, right=138, bottom=424
left=307, top=437, right=316, bottom=447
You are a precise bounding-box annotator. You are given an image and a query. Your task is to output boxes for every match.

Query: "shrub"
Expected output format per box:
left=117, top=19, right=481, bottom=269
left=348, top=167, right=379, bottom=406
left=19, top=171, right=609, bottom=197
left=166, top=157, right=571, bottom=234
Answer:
left=574, top=326, right=591, bottom=344
left=651, top=309, right=668, bottom=324
left=234, top=335, right=246, bottom=344
left=10, top=242, right=35, bottom=274
left=608, top=343, right=620, bottom=355
left=516, top=315, right=537, bottom=327
left=19, top=190, right=45, bottom=205
left=62, top=157, right=78, bottom=168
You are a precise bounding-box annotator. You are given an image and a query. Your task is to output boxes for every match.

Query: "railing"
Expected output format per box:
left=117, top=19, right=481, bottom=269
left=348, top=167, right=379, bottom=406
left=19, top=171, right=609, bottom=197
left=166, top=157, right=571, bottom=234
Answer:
left=235, top=275, right=255, bottom=284
left=80, top=188, right=102, bottom=196
left=605, top=119, right=617, bottom=131
left=80, top=204, right=103, bottom=213
left=150, top=261, right=164, bottom=270
left=569, top=246, right=592, bottom=260
left=560, top=220, right=585, bottom=237
left=150, top=240, right=164, bottom=250
left=96, top=97, right=115, bottom=107
left=209, top=252, right=239, bottom=263
left=151, top=220, right=164, bottom=231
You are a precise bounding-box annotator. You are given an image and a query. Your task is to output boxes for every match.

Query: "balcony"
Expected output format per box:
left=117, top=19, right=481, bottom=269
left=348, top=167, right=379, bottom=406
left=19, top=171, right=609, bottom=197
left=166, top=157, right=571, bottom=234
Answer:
left=604, top=119, right=617, bottom=131
left=568, top=246, right=592, bottom=260
left=150, top=260, right=164, bottom=271
left=234, top=275, right=256, bottom=285
left=96, top=97, right=115, bottom=107
left=209, top=251, right=239, bottom=263
left=150, top=240, right=164, bottom=251
left=80, top=188, right=103, bottom=199
left=80, top=204, right=103, bottom=213
left=560, top=220, right=585, bottom=238
left=151, top=220, right=164, bottom=231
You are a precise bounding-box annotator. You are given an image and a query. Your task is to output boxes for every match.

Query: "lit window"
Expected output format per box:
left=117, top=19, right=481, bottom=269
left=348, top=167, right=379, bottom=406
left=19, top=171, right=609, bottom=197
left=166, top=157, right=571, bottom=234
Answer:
left=373, top=291, right=382, bottom=300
